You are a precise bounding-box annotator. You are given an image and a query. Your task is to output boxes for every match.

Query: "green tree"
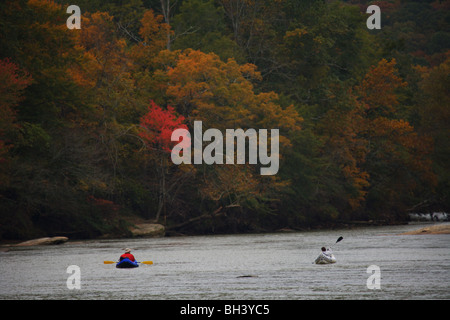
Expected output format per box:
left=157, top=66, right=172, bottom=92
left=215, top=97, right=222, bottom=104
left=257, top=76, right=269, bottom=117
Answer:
left=171, top=0, right=242, bottom=62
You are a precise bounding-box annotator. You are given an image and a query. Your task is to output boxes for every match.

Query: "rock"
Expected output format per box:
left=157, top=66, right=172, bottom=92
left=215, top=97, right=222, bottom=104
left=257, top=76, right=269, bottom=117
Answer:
left=409, top=212, right=449, bottom=222
left=409, top=213, right=432, bottom=221
left=401, top=224, right=450, bottom=235
left=15, top=236, right=69, bottom=247
left=129, top=223, right=165, bottom=237
left=432, top=212, right=448, bottom=221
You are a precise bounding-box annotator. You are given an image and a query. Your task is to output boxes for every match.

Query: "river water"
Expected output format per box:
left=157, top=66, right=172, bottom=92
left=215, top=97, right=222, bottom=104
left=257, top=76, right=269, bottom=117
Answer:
left=1, top=222, right=449, bottom=300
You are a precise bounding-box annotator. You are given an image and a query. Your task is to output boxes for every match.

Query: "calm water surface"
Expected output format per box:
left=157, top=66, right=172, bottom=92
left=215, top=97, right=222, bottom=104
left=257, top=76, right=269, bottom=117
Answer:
left=1, top=223, right=449, bottom=300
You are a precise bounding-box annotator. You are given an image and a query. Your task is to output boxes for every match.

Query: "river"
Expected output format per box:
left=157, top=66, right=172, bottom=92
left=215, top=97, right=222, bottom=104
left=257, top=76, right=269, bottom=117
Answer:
left=1, top=222, right=449, bottom=300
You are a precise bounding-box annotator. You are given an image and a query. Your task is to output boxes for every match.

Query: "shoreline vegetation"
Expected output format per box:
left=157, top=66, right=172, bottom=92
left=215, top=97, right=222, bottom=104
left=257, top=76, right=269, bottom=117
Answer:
left=1, top=1, right=449, bottom=242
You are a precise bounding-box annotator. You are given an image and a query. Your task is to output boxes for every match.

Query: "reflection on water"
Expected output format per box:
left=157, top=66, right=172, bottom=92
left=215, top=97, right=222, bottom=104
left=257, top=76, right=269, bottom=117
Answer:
left=1, top=223, right=449, bottom=299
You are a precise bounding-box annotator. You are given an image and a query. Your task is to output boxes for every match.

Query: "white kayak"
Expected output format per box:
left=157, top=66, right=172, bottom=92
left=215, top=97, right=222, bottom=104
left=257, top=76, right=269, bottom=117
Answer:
left=315, top=252, right=337, bottom=264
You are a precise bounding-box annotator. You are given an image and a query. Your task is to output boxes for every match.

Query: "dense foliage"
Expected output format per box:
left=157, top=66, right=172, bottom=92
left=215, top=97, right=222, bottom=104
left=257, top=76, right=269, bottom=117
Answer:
left=1, top=0, right=448, bottom=239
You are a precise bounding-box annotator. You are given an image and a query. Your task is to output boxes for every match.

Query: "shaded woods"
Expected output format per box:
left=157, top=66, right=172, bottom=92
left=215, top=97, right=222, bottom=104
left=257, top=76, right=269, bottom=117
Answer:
left=0, top=0, right=448, bottom=239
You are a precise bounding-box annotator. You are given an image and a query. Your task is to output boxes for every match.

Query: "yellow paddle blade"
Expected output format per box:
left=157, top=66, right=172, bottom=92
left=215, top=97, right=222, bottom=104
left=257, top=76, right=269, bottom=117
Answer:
left=104, top=261, right=116, bottom=264
left=140, top=261, right=153, bottom=265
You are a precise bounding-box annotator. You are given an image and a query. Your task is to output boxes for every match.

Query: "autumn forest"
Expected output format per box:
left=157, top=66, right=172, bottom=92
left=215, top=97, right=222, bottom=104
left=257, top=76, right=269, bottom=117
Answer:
left=0, top=0, right=449, bottom=239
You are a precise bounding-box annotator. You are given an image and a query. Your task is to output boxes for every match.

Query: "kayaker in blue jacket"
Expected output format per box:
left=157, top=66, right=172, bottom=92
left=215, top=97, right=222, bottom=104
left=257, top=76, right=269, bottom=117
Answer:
left=119, top=248, right=136, bottom=262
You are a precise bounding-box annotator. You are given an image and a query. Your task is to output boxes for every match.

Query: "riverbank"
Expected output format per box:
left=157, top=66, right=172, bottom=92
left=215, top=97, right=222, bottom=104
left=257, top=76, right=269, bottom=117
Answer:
left=0, top=215, right=165, bottom=247
left=400, top=223, right=450, bottom=235
left=3, top=214, right=448, bottom=248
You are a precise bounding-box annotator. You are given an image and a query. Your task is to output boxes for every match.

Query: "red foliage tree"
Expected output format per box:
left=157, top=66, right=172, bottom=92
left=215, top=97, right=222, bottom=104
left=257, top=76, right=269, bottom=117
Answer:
left=139, top=100, right=189, bottom=153
left=138, top=100, right=191, bottom=222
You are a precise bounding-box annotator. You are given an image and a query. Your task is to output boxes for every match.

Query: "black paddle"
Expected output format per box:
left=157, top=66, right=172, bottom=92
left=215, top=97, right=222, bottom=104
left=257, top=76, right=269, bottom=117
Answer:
left=330, top=236, right=343, bottom=249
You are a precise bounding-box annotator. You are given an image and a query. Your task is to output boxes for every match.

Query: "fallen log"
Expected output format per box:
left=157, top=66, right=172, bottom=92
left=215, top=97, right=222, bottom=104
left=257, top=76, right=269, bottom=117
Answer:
left=14, top=236, right=69, bottom=247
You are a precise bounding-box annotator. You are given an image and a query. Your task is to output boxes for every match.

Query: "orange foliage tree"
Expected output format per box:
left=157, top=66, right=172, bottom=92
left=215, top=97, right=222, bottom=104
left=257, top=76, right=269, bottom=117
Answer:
left=355, top=59, right=435, bottom=216
left=150, top=48, right=302, bottom=221
left=318, top=58, right=436, bottom=219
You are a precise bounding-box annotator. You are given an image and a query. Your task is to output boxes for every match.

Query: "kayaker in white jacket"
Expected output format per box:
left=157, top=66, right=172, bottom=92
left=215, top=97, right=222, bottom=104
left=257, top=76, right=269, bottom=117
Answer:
left=321, top=247, right=333, bottom=257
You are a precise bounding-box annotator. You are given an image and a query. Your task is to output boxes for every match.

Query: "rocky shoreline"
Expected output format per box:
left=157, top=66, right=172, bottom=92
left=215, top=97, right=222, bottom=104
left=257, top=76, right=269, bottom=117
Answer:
left=2, top=221, right=449, bottom=249
left=0, top=221, right=166, bottom=249
left=128, top=223, right=165, bottom=237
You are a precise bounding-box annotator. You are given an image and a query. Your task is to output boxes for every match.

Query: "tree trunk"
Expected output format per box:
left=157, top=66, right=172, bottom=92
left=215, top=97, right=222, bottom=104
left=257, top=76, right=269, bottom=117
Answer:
left=155, top=156, right=166, bottom=222
left=167, top=206, right=224, bottom=231
left=160, top=0, right=172, bottom=50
